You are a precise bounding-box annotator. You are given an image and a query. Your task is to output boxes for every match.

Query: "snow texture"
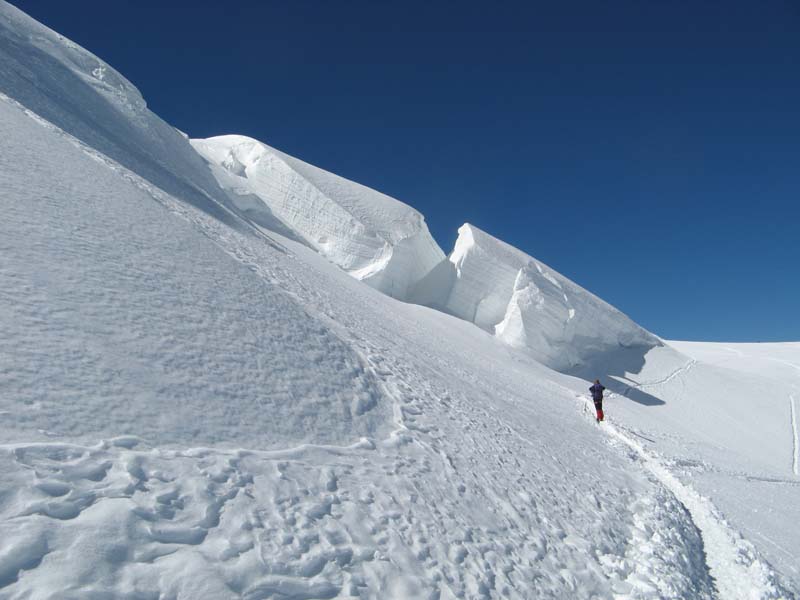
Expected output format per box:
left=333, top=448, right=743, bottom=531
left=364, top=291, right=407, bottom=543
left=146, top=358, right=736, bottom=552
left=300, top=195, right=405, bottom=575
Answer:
left=0, top=0, right=247, bottom=231
left=412, top=223, right=661, bottom=372
left=191, top=135, right=445, bottom=301
left=1, top=2, right=799, bottom=598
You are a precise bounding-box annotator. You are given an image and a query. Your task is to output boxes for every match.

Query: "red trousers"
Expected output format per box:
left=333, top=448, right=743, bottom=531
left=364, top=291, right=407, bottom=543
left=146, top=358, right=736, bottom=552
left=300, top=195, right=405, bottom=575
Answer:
left=594, top=401, right=604, bottom=421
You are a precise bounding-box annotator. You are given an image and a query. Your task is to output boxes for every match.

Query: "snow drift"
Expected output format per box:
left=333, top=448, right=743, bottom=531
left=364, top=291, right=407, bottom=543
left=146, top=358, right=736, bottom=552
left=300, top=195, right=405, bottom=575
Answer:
left=192, top=135, right=445, bottom=301
left=412, top=223, right=661, bottom=371
left=1, top=1, right=798, bottom=597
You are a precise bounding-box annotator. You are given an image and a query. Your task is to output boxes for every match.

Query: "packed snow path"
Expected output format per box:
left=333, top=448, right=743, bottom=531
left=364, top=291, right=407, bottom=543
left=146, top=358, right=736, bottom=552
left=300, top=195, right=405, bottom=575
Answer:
left=790, top=395, right=799, bottom=478
left=606, top=340, right=800, bottom=592
left=588, top=409, right=791, bottom=600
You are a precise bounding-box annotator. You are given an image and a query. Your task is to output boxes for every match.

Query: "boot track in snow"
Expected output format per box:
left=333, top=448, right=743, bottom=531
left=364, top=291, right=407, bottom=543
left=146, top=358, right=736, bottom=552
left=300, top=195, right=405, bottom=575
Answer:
left=583, top=398, right=792, bottom=600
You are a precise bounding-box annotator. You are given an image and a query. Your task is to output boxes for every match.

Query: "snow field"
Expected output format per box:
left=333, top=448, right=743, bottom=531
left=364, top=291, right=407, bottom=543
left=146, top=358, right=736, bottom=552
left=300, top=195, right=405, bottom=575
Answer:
left=2, top=1, right=799, bottom=596
left=411, top=224, right=660, bottom=372
left=0, top=342, right=719, bottom=600
left=0, top=419, right=711, bottom=600
left=0, top=93, right=390, bottom=449
left=0, top=90, right=716, bottom=598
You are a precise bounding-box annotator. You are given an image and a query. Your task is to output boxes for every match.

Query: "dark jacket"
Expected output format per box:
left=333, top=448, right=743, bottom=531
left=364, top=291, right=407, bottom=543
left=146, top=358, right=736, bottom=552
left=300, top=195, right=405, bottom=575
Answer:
left=590, top=383, right=605, bottom=401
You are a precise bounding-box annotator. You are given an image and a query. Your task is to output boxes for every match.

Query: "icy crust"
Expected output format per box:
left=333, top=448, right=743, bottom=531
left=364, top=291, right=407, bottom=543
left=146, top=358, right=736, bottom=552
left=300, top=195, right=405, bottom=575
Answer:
left=413, top=224, right=660, bottom=370
left=0, top=1, right=240, bottom=228
left=191, top=135, right=445, bottom=300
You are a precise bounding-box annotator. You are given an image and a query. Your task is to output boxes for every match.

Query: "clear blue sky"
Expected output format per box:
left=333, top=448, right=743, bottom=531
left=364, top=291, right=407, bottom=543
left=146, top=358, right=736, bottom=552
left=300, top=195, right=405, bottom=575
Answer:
left=12, top=1, right=799, bottom=341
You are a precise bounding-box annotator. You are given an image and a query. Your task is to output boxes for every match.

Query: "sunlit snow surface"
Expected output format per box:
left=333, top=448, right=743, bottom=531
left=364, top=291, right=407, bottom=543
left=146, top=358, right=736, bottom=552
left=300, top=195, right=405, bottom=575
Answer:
left=410, top=223, right=660, bottom=372
left=1, top=1, right=798, bottom=598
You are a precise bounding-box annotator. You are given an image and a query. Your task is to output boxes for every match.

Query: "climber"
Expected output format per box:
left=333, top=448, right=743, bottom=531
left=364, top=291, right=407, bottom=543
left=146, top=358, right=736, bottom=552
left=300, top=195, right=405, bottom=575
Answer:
left=590, top=379, right=606, bottom=422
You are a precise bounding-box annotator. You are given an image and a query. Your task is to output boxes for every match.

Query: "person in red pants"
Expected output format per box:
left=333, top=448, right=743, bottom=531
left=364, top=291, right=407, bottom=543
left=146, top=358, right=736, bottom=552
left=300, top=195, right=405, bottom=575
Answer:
left=589, top=379, right=606, bottom=422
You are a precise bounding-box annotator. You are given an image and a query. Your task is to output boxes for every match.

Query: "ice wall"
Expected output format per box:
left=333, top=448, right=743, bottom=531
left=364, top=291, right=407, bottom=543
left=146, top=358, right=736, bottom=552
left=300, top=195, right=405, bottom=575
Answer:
left=192, top=135, right=445, bottom=300
left=0, top=0, right=658, bottom=372
left=412, top=224, right=661, bottom=371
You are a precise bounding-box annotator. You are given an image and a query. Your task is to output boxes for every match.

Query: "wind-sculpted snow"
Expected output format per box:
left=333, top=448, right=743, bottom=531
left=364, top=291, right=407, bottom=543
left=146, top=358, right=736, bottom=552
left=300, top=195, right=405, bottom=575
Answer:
left=413, top=224, right=661, bottom=371
left=2, top=3, right=799, bottom=596
left=191, top=135, right=445, bottom=300
left=0, top=1, right=241, bottom=228
left=0, top=0, right=444, bottom=303
left=0, top=92, right=727, bottom=598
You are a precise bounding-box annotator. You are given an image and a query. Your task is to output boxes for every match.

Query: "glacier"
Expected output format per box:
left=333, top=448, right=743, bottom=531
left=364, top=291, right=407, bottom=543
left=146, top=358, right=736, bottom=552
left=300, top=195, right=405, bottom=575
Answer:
left=1, top=1, right=798, bottom=598
left=411, top=223, right=660, bottom=371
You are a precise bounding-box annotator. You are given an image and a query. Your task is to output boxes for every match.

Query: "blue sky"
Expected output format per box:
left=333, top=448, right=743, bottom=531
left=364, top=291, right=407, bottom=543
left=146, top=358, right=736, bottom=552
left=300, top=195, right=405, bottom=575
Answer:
left=12, top=1, right=799, bottom=341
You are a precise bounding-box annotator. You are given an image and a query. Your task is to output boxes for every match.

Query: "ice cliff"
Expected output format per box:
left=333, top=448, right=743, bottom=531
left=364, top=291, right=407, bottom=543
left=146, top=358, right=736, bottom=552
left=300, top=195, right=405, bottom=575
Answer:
left=0, top=0, right=660, bottom=371
left=412, top=224, right=661, bottom=371
left=192, top=135, right=445, bottom=301
left=0, top=1, right=240, bottom=228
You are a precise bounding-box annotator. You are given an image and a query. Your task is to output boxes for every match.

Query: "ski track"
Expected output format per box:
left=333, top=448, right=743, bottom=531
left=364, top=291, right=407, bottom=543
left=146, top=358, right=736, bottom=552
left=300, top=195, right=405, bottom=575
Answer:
left=585, top=403, right=791, bottom=600
left=768, top=359, right=800, bottom=375
left=790, top=394, right=799, bottom=477
left=620, top=359, right=697, bottom=395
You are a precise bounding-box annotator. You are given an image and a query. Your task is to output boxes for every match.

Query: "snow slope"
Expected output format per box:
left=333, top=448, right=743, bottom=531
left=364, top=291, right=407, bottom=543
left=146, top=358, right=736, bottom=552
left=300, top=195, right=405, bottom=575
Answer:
left=0, top=89, right=721, bottom=599
left=1, top=2, right=798, bottom=598
left=191, top=135, right=445, bottom=301
left=0, top=95, right=390, bottom=450
left=412, top=224, right=661, bottom=372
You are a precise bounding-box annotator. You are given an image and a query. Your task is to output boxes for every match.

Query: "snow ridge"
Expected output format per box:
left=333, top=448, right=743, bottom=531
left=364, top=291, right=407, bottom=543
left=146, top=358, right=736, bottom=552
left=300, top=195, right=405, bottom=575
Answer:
left=190, top=139, right=659, bottom=373
left=0, top=1, right=245, bottom=230
left=191, top=135, right=445, bottom=301
left=412, top=223, right=661, bottom=371
left=3, top=2, right=800, bottom=595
